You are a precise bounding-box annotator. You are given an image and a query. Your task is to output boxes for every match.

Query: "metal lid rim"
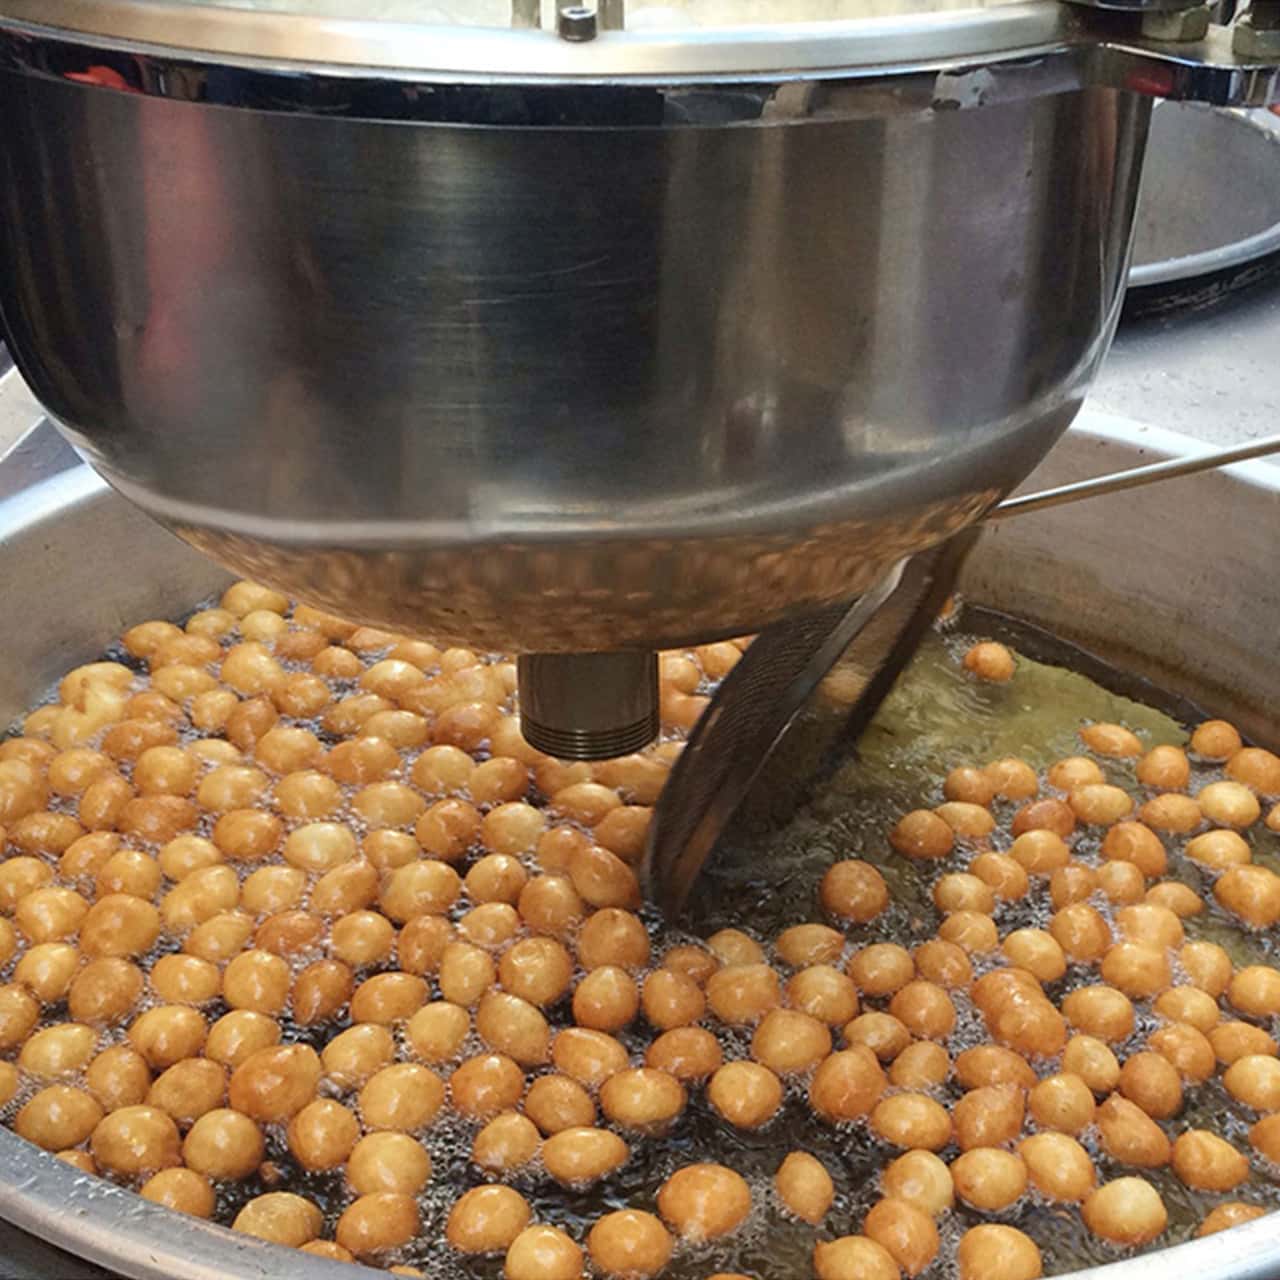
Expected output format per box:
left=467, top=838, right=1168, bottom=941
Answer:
left=0, top=0, right=1072, bottom=78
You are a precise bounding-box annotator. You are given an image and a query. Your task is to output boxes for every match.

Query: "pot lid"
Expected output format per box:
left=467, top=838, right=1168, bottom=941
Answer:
left=0, top=0, right=1069, bottom=81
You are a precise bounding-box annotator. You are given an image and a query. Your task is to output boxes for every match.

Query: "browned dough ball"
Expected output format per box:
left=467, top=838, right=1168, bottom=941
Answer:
left=1095, top=1096, right=1171, bottom=1168
left=336, top=1192, right=421, bottom=1256
left=646, top=1028, right=723, bottom=1083
left=706, top=1061, right=782, bottom=1130
left=951, top=1148, right=1028, bottom=1212
left=1083, top=1178, right=1168, bottom=1245
left=882, top=1150, right=954, bottom=1217
left=1171, top=1129, right=1249, bottom=1191
left=870, top=1093, right=952, bottom=1152
left=864, top=1196, right=940, bottom=1278
left=182, top=1109, right=264, bottom=1180
left=543, top=1126, right=629, bottom=1187
left=963, top=642, right=1015, bottom=682
left=587, top=1210, right=673, bottom=1279
left=232, top=1193, right=322, bottom=1248
left=813, top=1235, right=900, bottom=1280
left=600, top=1067, right=688, bottom=1133
left=90, top=1105, right=182, bottom=1176
left=228, top=1045, right=321, bottom=1123
left=956, top=1224, right=1043, bottom=1280
left=1019, top=1132, right=1095, bottom=1202
left=505, top=1225, right=584, bottom=1280
left=775, top=1151, right=835, bottom=1224
left=139, top=1167, right=216, bottom=1219
left=809, top=1047, right=885, bottom=1122
left=1198, top=1203, right=1267, bottom=1237
left=657, top=1163, right=752, bottom=1241
left=446, top=1185, right=532, bottom=1255
left=346, top=1131, right=432, bottom=1196
left=888, top=812, right=954, bottom=861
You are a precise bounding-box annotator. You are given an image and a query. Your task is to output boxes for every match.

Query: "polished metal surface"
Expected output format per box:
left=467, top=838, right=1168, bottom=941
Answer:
left=0, top=0, right=1092, bottom=77
left=1, top=413, right=1280, bottom=1278
left=0, top=353, right=44, bottom=462
left=1130, top=102, right=1280, bottom=287
left=517, top=649, right=659, bottom=758
left=5, top=9, right=1280, bottom=117
left=0, top=70, right=1150, bottom=653
left=6, top=0, right=1280, bottom=89
left=0, top=440, right=230, bottom=730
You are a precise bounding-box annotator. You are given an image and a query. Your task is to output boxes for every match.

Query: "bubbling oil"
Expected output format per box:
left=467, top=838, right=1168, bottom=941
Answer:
left=2, top=593, right=1280, bottom=1280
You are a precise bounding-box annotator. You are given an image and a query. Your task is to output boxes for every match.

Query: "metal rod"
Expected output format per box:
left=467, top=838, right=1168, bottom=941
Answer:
left=991, top=432, right=1280, bottom=520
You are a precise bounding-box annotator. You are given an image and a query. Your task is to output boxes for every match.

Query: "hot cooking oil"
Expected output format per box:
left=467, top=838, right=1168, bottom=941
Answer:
left=6, top=599, right=1280, bottom=1278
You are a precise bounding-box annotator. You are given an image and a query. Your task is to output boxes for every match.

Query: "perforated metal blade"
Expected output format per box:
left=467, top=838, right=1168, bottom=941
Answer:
left=644, top=529, right=982, bottom=919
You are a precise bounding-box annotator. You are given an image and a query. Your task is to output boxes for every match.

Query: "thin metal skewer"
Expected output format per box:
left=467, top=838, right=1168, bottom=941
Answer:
left=991, top=432, right=1280, bottom=520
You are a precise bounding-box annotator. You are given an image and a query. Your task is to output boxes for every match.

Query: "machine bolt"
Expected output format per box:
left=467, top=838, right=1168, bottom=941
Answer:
left=1233, top=4, right=1280, bottom=55
left=557, top=3, right=598, bottom=38
left=1141, top=2, right=1211, bottom=37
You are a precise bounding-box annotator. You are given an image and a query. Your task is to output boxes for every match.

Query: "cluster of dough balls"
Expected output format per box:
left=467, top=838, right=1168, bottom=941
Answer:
left=0, top=583, right=750, bottom=1274
left=0, top=596, right=1275, bottom=1280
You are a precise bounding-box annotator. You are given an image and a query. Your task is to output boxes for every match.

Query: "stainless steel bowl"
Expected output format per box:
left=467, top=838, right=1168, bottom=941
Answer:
left=0, top=59, right=1134, bottom=654
left=1131, top=102, right=1280, bottom=289
left=0, top=409, right=1278, bottom=1279
left=0, top=0, right=1277, bottom=659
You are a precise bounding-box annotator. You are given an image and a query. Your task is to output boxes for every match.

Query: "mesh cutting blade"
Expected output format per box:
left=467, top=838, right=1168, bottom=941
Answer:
left=642, top=433, right=1280, bottom=919
left=644, top=529, right=982, bottom=919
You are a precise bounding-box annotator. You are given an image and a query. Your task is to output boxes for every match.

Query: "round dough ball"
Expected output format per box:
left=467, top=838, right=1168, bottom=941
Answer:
left=505, top=1225, right=584, bottom=1280
left=956, top=1225, right=1043, bottom=1280
left=1083, top=1178, right=1168, bottom=1245
left=775, top=1151, right=835, bottom=1225
left=657, top=1163, right=751, bottom=1241
left=587, top=1210, right=673, bottom=1279
left=813, top=1236, right=899, bottom=1280
left=446, top=1185, right=531, bottom=1255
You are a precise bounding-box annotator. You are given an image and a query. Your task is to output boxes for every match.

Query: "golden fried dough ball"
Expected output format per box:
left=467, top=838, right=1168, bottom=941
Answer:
left=809, top=1047, right=885, bottom=1122
left=336, top=1193, right=420, bottom=1256
left=542, top=1126, right=628, bottom=1187
left=864, top=1197, right=939, bottom=1278
left=775, top=1151, right=835, bottom=1224
left=1083, top=1178, right=1167, bottom=1245
left=882, top=1150, right=953, bottom=1217
left=588, top=1210, right=672, bottom=1279
left=1019, top=1132, right=1095, bottom=1202
left=346, top=1131, right=432, bottom=1196
left=505, top=1225, right=584, bottom=1280
left=813, top=1236, right=899, bottom=1280
left=446, top=1185, right=531, bottom=1255
left=657, top=1163, right=751, bottom=1242
left=1198, top=1203, right=1267, bottom=1237
left=956, top=1225, right=1043, bottom=1280
left=1171, top=1129, right=1249, bottom=1191
left=90, top=1105, right=181, bottom=1176
left=598, top=1067, right=686, bottom=1133
left=472, top=1111, right=540, bottom=1174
